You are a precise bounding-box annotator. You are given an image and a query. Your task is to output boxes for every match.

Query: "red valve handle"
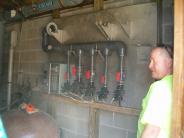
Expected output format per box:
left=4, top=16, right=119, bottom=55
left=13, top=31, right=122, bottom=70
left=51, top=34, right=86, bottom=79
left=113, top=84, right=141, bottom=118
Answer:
left=100, top=75, right=105, bottom=84
left=85, top=70, right=91, bottom=80
left=72, top=66, right=77, bottom=77
left=116, top=71, right=121, bottom=81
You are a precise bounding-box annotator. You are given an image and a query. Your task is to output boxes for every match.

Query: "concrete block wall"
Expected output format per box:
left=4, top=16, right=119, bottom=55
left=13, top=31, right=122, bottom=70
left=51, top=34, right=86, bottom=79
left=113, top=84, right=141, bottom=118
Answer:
left=162, top=0, right=173, bottom=45
left=31, top=92, right=90, bottom=138
left=3, top=0, right=157, bottom=137
left=99, top=111, right=138, bottom=138
left=4, top=1, right=157, bottom=109
left=31, top=91, right=139, bottom=138
left=55, top=103, right=89, bottom=138
left=13, top=17, right=50, bottom=88
left=4, top=17, right=52, bottom=93
left=0, top=25, right=14, bottom=111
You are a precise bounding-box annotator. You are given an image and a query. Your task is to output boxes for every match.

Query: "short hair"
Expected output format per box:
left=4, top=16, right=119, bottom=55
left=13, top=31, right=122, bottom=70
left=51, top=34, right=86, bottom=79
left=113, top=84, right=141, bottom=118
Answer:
left=157, top=44, right=173, bottom=59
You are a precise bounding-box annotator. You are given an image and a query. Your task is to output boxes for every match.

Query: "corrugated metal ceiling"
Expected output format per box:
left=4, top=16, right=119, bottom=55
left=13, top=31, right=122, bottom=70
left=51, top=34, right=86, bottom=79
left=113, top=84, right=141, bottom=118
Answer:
left=0, top=0, right=93, bottom=10
left=0, top=0, right=97, bottom=22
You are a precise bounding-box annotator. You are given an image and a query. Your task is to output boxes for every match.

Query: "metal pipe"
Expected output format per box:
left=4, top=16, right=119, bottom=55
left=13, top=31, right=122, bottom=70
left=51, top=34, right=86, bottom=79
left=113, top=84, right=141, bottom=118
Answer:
left=120, top=48, right=125, bottom=86
left=104, top=48, right=109, bottom=88
left=7, top=30, right=17, bottom=110
left=42, top=37, right=126, bottom=52
left=7, top=47, right=13, bottom=110
left=97, top=48, right=109, bottom=100
left=48, top=63, right=52, bottom=94
left=58, top=64, right=62, bottom=94
left=111, top=47, right=126, bottom=105
left=90, top=48, right=95, bottom=85
left=78, top=49, right=82, bottom=82
left=67, top=49, right=71, bottom=84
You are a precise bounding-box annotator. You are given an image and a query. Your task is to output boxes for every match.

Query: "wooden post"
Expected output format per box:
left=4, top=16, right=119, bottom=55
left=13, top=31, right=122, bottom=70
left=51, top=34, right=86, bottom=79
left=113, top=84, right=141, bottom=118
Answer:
left=94, top=0, right=104, bottom=11
left=89, top=108, right=99, bottom=138
left=172, top=0, right=184, bottom=137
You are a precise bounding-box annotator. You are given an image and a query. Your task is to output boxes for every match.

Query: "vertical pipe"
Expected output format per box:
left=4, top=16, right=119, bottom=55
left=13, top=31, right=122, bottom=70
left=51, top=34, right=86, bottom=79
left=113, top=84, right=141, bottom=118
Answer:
left=7, top=47, right=13, bottom=110
left=7, top=30, right=17, bottom=110
left=104, top=48, right=109, bottom=88
left=90, top=48, right=95, bottom=85
left=58, top=64, right=62, bottom=94
left=67, top=50, right=70, bottom=84
left=120, top=48, right=125, bottom=86
left=78, top=49, right=82, bottom=83
left=48, top=63, right=52, bottom=94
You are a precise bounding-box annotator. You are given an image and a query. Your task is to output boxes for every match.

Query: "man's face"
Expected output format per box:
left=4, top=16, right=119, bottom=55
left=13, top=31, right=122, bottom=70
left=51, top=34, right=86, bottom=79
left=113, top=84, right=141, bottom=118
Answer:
left=148, top=49, right=171, bottom=80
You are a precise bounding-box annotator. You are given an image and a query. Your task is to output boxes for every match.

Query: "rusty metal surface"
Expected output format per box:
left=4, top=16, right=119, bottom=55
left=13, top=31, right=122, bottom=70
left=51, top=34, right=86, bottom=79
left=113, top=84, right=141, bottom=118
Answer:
left=0, top=0, right=94, bottom=10
left=2, top=110, right=60, bottom=138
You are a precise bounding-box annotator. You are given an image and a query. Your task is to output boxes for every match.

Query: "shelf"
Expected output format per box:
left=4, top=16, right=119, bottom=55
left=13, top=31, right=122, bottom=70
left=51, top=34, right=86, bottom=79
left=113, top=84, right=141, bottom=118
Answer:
left=42, top=92, right=140, bottom=116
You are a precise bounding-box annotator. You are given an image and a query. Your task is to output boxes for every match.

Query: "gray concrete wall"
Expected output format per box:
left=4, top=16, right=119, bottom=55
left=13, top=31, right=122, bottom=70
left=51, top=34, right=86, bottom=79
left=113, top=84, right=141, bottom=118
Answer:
left=7, top=2, right=156, bottom=108
left=0, top=22, right=4, bottom=79
left=162, top=0, right=173, bottom=45
left=99, top=111, right=138, bottom=138
left=4, top=1, right=157, bottom=137
left=31, top=92, right=90, bottom=138
left=0, top=21, right=7, bottom=109
left=31, top=91, right=138, bottom=138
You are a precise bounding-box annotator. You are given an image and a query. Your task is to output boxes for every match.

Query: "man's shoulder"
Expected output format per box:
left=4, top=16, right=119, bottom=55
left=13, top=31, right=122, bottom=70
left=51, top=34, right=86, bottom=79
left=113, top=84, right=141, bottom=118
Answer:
left=149, top=75, right=172, bottom=97
left=152, top=75, right=172, bottom=86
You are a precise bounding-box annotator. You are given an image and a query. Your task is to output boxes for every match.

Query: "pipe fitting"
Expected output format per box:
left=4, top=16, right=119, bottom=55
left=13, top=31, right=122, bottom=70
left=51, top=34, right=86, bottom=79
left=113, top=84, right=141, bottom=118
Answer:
left=46, top=22, right=58, bottom=36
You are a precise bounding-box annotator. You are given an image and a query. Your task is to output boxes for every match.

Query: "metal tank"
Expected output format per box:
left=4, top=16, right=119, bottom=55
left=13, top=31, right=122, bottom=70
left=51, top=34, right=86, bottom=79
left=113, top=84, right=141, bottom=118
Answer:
left=2, top=110, right=60, bottom=138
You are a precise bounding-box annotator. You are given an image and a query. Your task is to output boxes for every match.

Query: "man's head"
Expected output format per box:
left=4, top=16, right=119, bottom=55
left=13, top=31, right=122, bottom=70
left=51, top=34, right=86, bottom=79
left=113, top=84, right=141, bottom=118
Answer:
left=149, top=46, right=173, bottom=80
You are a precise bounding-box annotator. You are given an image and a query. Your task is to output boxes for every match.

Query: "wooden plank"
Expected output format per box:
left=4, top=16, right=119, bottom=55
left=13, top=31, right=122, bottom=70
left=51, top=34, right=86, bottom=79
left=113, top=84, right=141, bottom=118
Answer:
left=92, top=102, right=140, bottom=116
left=172, top=0, right=184, bottom=137
left=43, top=93, right=140, bottom=116
left=89, top=108, right=99, bottom=138
left=94, top=0, right=104, bottom=11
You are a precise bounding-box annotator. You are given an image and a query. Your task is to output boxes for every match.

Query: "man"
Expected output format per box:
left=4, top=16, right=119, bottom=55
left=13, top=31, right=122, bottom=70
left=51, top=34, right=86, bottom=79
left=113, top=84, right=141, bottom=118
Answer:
left=137, top=45, right=173, bottom=138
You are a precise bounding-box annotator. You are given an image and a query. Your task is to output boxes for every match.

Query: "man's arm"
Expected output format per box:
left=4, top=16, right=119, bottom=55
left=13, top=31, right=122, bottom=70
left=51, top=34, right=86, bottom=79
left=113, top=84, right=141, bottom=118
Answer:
left=141, top=124, right=160, bottom=138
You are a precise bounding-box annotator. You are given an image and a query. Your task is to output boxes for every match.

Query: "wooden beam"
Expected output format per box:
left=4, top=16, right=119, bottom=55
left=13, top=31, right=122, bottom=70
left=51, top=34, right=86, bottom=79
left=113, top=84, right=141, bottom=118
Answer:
left=94, top=0, right=104, bottom=11
left=172, top=0, right=184, bottom=137
left=89, top=108, right=99, bottom=138
left=42, top=93, right=140, bottom=116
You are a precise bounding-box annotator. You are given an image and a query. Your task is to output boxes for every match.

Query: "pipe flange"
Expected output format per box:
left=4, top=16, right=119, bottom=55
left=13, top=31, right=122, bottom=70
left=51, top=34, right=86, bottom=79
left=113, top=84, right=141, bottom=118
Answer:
left=46, top=22, right=58, bottom=36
